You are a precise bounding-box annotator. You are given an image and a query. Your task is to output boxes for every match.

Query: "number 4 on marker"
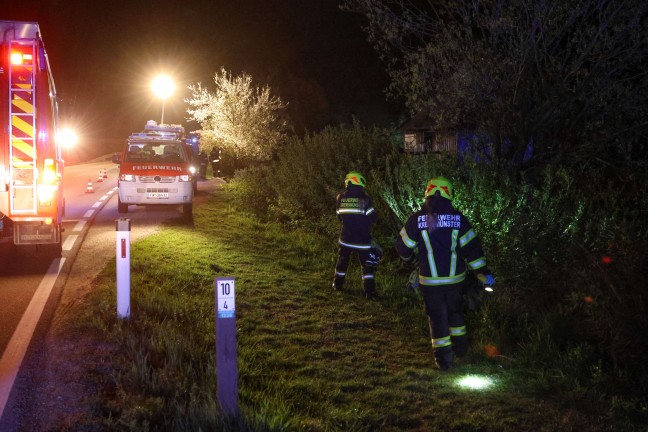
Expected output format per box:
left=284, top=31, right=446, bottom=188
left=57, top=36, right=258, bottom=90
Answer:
left=223, top=301, right=228, bottom=309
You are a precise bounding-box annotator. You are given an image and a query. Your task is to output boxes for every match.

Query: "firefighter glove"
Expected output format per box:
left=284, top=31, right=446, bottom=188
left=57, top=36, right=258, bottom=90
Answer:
left=401, top=253, right=416, bottom=265
left=370, top=240, right=383, bottom=256
left=405, top=269, right=419, bottom=291
left=367, top=240, right=382, bottom=266
left=476, top=273, right=495, bottom=286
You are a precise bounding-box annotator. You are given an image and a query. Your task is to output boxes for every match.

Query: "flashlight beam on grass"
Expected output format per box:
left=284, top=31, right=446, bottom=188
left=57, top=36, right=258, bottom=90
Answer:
left=456, top=375, right=496, bottom=390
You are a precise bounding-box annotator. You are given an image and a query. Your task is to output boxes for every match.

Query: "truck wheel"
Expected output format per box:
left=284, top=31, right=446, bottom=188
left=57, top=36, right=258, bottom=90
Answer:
left=118, top=198, right=128, bottom=214
left=47, top=240, right=62, bottom=258
left=183, top=203, right=193, bottom=217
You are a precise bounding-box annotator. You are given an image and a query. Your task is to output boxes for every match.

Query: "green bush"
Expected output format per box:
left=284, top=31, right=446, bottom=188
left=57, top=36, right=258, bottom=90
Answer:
left=371, top=157, right=647, bottom=415
left=225, top=165, right=276, bottom=217
left=241, top=121, right=399, bottom=234
left=227, top=124, right=648, bottom=417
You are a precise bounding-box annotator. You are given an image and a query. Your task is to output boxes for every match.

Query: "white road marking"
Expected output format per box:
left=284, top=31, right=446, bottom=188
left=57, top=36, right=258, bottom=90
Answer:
left=0, top=258, right=66, bottom=420
left=62, top=234, right=78, bottom=251
left=72, top=220, right=87, bottom=232
left=0, top=167, right=116, bottom=418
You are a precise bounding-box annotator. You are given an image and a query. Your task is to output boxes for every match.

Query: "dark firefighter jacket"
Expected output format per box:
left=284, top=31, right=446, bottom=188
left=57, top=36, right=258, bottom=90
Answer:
left=336, top=184, right=377, bottom=250
left=395, top=197, right=489, bottom=287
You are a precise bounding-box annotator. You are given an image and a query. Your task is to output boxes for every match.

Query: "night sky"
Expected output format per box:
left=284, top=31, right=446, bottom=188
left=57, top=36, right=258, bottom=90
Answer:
left=5, top=0, right=398, bottom=159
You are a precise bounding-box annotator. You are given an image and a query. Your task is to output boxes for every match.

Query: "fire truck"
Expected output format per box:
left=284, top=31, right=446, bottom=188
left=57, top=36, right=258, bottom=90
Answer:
left=0, top=21, right=64, bottom=250
left=113, top=121, right=195, bottom=216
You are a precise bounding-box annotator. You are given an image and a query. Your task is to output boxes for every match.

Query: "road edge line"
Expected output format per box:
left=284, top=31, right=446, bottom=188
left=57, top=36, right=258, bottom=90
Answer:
left=0, top=257, right=66, bottom=421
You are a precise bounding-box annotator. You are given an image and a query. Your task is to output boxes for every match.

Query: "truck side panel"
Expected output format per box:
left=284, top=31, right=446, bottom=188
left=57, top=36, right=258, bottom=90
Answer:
left=0, top=21, right=62, bottom=246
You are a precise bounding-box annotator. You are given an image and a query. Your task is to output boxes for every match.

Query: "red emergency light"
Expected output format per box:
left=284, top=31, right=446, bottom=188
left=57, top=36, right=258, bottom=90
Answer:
left=10, top=51, right=33, bottom=65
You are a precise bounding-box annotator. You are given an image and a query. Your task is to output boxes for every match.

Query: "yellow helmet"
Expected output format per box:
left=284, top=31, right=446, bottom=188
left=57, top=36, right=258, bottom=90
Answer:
left=425, top=176, right=453, bottom=200
left=345, top=171, right=366, bottom=187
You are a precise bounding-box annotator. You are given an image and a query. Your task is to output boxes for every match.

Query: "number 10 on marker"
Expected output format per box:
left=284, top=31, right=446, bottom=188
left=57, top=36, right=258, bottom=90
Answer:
left=217, top=278, right=236, bottom=319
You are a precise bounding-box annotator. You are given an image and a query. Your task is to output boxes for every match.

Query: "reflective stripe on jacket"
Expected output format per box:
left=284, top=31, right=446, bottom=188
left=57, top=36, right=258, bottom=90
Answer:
left=336, top=184, right=377, bottom=250
left=396, top=200, right=487, bottom=287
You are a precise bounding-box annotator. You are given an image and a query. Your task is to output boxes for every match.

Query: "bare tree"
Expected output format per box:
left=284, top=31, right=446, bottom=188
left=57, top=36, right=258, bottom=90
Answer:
left=346, top=0, right=648, bottom=167
left=186, top=68, right=287, bottom=161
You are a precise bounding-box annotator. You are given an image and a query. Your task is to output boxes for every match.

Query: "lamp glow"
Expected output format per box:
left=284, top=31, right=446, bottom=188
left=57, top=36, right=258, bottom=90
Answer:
left=57, top=128, right=78, bottom=148
left=456, top=375, right=495, bottom=390
left=10, top=52, right=23, bottom=65
left=151, top=75, right=175, bottom=124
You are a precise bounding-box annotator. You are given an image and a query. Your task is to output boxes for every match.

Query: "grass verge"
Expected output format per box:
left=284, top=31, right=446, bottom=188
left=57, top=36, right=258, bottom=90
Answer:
left=74, top=188, right=631, bottom=431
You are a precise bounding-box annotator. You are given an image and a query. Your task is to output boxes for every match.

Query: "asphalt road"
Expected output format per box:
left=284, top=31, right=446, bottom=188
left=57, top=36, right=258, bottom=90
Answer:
left=0, top=159, right=216, bottom=429
left=0, top=160, right=119, bottom=423
left=0, top=161, right=118, bottom=355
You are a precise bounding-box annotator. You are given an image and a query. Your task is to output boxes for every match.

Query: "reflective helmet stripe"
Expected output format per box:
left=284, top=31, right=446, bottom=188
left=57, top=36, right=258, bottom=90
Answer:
left=345, top=171, right=366, bottom=187
left=425, top=176, right=453, bottom=199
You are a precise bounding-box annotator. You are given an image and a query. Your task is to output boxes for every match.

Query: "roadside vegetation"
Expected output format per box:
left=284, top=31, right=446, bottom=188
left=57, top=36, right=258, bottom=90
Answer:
left=74, top=123, right=646, bottom=430
left=74, top=1, right=647, bottom=429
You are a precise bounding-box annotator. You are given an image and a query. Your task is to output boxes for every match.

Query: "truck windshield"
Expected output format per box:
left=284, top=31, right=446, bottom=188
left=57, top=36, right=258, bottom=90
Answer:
left=125, top=142, right=187, bottom=163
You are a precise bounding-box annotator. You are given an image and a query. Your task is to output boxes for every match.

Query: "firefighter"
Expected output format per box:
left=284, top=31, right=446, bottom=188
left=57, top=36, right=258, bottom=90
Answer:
left=209, top=147, right=221, bottom=177
left=395, top=176, right=495, bottom=370
left=333, top=171, right=381, bottom=299
left=198, top=150, right=208, bottom=178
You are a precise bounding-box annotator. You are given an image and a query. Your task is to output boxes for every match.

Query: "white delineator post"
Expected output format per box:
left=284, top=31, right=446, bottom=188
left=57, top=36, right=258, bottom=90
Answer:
left=116, top=218, right=131, bottom=319
left=215, top=277, right=238, bottom=416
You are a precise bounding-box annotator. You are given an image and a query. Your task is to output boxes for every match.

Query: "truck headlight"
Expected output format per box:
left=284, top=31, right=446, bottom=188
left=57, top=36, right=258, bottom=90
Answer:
left=120, top=174, right=136, bottom=182
left=43, top=158, right=57, bottom=184
left=178, top=175, right=191, bottom=182
left=38, top=185, right=54, bottom=205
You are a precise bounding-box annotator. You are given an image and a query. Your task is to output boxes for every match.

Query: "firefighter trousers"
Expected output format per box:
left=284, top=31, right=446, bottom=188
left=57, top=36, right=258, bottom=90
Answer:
left=419, top=283, right=468, bottom=367
left=333, top=245, right=377, bottom=293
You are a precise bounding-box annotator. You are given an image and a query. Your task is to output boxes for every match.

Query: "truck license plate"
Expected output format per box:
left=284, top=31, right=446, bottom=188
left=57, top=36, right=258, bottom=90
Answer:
left=147, top=192, right=169, bottom=199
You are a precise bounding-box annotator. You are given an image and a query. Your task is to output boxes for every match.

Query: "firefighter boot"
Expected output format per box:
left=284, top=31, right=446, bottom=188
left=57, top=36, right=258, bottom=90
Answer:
left=332, top=275, right=345, bottom=291
left=452, top=334, right=468, bottom=359
left=363, top=275, right=379, bottom=300
left=434, top=346, right=454, bottom=371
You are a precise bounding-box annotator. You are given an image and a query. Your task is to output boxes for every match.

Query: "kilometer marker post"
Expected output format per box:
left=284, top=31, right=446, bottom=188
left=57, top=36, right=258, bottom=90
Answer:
left=115, top=218, right=131, bottom=319
left=215, top=277, right=238, bottom=416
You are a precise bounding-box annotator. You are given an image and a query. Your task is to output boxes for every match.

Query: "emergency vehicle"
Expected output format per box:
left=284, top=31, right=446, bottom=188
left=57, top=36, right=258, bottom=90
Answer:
left=0, top=21, right=64, bottom=249
left=113, top=121, right=195, bottom=216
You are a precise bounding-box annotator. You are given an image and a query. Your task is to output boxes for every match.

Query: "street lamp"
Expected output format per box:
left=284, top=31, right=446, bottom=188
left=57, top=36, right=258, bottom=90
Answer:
left=151, top=75, right=175, bottom=124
